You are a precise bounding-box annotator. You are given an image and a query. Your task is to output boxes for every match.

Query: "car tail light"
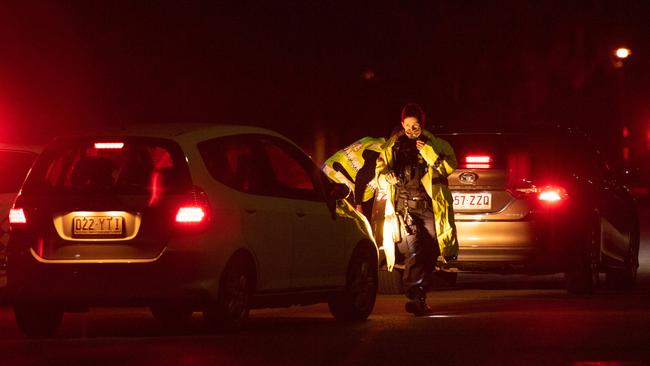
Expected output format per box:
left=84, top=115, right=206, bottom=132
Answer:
left=9, top=208, right=27, bottom=224
left=94, top=142, right=124, bottom=149
left=176, top=207, right=206, bottom=223
left=464, top=155, right=492, bottom=169
left=175, top=186, right=210, bottom=226
left=537, top=186, right=568, bottom=202
left=510, top=184, right=568, bottom=202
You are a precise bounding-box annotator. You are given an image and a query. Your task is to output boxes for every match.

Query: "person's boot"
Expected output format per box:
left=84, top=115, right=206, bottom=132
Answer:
left=404, top=286, right=432, bottom=316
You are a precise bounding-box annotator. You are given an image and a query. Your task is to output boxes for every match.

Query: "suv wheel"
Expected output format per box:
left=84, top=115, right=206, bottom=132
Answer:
left=329, top=245, right=378, bottom=321
left=204, top=255, right=253, bottom=332
left=14, top=303, right=64, bottom=338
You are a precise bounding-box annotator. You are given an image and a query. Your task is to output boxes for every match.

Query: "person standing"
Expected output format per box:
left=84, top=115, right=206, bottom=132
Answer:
left=376, top=103, right=459, bottom=316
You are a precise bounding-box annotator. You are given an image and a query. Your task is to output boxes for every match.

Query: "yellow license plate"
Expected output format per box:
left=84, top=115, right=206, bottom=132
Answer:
left=452, top=193, right=492, bottom=210
left=72, top=216, right=125, bottom=236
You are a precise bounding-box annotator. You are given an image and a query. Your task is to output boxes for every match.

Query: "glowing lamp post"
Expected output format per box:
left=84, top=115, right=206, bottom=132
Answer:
left=615, top=47, right=631, bottom=59
left=612, top=47, right=632, bottom=164
left=613, top=47, right=631, bottom=68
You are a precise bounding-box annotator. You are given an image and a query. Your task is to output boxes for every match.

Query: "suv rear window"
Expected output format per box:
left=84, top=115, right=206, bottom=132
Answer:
left=23, top=138, right=190, bottom=195
left=0, top=150, right=38, bottom=194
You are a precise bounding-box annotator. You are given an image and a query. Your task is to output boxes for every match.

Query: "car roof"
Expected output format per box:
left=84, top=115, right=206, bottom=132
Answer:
left=434, top=123, right=592, bottom=138
left=54, top=123, right=292, bottom=143
left=0, top=143, right=43, bottom=154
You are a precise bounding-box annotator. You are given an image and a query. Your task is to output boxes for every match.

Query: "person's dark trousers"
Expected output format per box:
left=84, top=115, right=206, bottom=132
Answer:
left=400, top=207, right=439, bottom=299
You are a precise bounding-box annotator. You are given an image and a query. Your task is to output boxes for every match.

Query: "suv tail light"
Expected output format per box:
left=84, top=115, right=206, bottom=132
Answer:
left=9, top=208, right=27, bottom=224
left=175, top=186, right=210, bottom=226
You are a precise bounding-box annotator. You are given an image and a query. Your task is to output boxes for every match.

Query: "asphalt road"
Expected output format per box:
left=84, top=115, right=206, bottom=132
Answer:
left=1, top=208, right=649, bottom=366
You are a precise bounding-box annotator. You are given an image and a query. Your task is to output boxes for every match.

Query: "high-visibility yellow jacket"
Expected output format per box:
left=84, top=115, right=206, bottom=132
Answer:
left=376, top=129, right=459, bottom=271
left=321, top=137, right=385, bottom=203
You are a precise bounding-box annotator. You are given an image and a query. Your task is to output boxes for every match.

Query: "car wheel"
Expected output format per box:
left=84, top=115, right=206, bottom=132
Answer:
left=378, top=268, right=404, bottom=294
left=606, top=226, right=639, bottom=290
left=565, top=218, right=600, bottom=295
left=204, top=255, right=253, bottom=332
left=329, top=245, right=378, bottom=321
left=150, top=304, right=194, bottom=327
left=14, top=303, right=64, bottom=338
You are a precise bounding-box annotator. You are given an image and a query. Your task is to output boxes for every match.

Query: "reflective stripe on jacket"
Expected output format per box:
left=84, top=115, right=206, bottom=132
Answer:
left=376, top=129, right=459, bottom=271
left=322, top=137, right=385, bottom=203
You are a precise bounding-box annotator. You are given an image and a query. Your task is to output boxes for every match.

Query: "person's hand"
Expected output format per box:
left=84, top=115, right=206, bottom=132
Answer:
left=386, top=172, right=398, bottom=185
left=415, top=140, right=426, bottom=150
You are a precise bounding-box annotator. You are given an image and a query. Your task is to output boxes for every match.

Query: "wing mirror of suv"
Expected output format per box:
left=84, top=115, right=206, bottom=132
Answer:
left=328, top=183, right=351, bottom=201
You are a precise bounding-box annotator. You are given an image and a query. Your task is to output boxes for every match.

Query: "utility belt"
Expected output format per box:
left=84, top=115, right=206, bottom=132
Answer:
left=396, top=196, right=431, bottom=211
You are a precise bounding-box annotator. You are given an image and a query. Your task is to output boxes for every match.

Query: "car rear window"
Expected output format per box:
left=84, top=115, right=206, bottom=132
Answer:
left=0, top=150, right=38, bottom=194
left=439, top=133, right=535, bottom=169
left=23, top=138, right=191, bottom=195
left=440, top=132, right=608, bottom=184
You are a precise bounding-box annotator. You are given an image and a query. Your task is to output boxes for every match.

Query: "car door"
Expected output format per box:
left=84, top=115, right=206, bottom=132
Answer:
left=578, top=142, right=631, bottom=263
left=599, top=164, right=633, bottom=263
left=258, top=137, right=345, bottom=289
left=198, top=135, right=293, bottom=291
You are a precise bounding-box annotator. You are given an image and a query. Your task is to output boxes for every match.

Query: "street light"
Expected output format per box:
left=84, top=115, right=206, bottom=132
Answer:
left=615, top=47, right=631, bottom=59
left=613, top=47, right=632, bottom=68
left=611, top=47, right=632, bottom=164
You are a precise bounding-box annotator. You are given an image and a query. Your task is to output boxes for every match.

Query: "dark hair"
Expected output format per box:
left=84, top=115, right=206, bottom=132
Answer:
left=400, top=103, right=425, bottom=125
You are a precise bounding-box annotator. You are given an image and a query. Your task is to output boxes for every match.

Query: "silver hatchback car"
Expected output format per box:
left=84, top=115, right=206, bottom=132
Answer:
left=8, top=124, right=378, bottom=337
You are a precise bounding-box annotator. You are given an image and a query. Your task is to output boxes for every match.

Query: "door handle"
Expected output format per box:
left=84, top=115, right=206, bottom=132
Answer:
left=244, top=209, right=257, bottom=214
left=295, top=211, right=306, bottom=218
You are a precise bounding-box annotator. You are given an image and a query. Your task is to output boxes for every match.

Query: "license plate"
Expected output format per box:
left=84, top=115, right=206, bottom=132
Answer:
left=72, top=216, right=125, bottom=236
left=452, top=192, right=492, bottom=210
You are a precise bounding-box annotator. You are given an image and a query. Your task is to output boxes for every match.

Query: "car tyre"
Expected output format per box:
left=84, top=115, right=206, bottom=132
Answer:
left=14, top=303, right=63, bottom=338
left=378, top=268, right=404, bottom=294
left=204, top=254, right=253, bottom=332
left=329, top=244, right=378, bottom=321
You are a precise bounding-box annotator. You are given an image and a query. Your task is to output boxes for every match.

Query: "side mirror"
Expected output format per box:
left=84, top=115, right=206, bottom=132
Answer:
left=328, top=183, right=351, bottom=201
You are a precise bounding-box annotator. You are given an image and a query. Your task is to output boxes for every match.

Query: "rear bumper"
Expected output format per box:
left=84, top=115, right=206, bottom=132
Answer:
left=6, top=245, right=220, bottom=307
left=444, top=212, right=576, bottom=274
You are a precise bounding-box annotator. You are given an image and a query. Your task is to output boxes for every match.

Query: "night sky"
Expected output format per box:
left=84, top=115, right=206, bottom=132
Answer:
left=1, top=1, right=649, bottom=165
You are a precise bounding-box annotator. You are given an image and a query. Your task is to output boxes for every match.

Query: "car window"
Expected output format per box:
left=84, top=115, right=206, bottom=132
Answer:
left=24, top=138, right=189, bottom=196
left=0, top=151, right=38, bottom=194
left=198, top=135, right=271, bottom=195
left=258, top=137, right=320, bottom=201
left=441, top=132, right=604, bottom=185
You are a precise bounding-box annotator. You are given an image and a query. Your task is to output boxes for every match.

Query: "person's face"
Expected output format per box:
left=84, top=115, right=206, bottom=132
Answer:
left=402, top=116, right=422, bottom=139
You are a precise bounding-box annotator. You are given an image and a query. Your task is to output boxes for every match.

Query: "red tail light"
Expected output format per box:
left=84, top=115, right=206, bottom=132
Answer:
left=537, top=186, right=568, bottom=202
left=176, top=207, right=206, bottom=223
left=175, top=186, right=210, bottom=226
left=464, top=155, right=492, bottom=169
left=94, top=142, right=124, bottom=149
left=9, top=208, right=27, bottom=224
